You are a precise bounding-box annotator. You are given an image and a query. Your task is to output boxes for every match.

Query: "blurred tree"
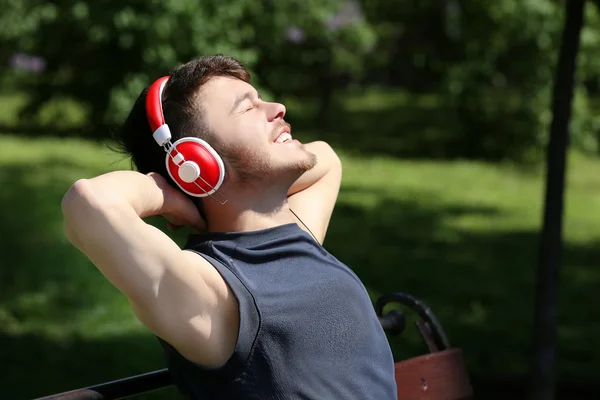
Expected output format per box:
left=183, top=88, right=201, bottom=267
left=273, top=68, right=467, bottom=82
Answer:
left=440, top=0, right=566, bottom=161
left=3, top=0, right=600, bottom=160
left=1, top=0, right=259, bottom=132
left=249, top=0, right=376, bottom=126
left=360, top=0, right=455, bottom=90
left=442, top=0, right=600, bottom=161
left=0, top=0, right=375, bottom=134
left=360, top=0, right=600, bottom=161
left=575, top=1, right=600, bottom=155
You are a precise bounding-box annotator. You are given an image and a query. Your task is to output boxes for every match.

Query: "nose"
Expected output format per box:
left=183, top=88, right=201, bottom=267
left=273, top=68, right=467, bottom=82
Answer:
left=266, top=101, right=286, bottom=122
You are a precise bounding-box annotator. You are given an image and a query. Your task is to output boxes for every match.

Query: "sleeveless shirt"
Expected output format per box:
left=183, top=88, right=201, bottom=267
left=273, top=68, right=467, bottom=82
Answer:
left=158, top=223, right=397, bottom=399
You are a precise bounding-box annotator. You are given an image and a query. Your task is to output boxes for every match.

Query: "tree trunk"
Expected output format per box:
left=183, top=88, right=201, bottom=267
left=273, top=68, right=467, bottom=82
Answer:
left=530, top=1, right=585, bottom=400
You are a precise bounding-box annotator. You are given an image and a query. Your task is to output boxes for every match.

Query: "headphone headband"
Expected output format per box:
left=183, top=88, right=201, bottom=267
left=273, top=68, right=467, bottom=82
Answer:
left=146, top=76, right=169, bottom=132
left=146, top=76, right=172, bottom=147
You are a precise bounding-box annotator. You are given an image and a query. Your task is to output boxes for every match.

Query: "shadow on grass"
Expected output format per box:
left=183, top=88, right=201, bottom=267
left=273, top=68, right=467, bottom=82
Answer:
left=0, top=158, right=99, bottom=313
left=325, top=185, right=600, bottom=397
left=0, top=331, right=180, bottom=400
left=1, top=159, right=599, bottom=399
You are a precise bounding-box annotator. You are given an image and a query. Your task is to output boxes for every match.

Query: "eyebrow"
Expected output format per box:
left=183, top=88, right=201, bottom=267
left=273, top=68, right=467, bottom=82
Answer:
left=229, top=91, right=261, bottom=114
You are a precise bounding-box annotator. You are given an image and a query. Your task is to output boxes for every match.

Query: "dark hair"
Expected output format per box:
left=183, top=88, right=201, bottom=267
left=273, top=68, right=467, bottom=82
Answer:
left=111, top=54, right=251, bottom=189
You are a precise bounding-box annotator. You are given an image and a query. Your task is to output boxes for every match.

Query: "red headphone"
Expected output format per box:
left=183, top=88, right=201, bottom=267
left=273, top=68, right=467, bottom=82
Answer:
left=145, top=76, right=226, bottom=201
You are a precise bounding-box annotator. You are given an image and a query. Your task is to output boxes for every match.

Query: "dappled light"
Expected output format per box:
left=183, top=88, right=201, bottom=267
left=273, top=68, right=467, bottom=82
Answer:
left=1, top=0, right=599, bottom=398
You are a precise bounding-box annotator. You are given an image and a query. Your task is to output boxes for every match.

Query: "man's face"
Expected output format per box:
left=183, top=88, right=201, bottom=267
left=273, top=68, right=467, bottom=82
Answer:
left=200, top=76, right=316, bottom=186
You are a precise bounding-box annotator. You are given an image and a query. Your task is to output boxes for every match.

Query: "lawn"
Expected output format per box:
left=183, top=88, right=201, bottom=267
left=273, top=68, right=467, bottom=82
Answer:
left=0, top=131, right=599, bottom=399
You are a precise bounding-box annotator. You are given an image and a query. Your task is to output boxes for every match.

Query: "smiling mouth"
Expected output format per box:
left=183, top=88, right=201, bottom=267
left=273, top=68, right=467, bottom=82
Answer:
left=274, top=132, right=293, bottom=143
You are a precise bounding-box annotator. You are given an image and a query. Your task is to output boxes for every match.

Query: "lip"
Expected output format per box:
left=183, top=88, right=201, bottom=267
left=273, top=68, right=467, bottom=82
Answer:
left=272, top=125, right=291, bottom=142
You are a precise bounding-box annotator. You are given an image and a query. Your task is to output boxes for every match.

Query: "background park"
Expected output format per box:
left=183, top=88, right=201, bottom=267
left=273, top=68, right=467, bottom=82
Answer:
left=1, top=0, right=599, bottom=399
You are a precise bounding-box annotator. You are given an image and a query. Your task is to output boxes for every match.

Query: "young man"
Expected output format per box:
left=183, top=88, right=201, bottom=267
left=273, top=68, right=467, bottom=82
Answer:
left=61, top=55, right=397, bottom=399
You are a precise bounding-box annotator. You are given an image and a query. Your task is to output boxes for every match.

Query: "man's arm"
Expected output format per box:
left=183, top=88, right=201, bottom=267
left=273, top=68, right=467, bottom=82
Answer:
left=61, top=171, right=239, bottom=367
left=288, top=141, right=342, bottom=244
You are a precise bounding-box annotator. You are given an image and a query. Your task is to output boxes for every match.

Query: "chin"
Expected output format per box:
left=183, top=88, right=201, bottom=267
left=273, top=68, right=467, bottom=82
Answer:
left=303, top=151, right=318, bottom=171
left=284, top=149, right=317, bottom=173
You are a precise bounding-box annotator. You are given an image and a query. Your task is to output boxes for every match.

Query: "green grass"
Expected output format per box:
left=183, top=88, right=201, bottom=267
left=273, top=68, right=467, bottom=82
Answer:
left=1, top=132, right=599, bottom=399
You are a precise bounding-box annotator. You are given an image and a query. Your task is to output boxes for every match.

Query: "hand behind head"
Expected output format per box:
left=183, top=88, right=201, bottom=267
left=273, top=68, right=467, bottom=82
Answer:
left=147, top=172, right=207, bottom=232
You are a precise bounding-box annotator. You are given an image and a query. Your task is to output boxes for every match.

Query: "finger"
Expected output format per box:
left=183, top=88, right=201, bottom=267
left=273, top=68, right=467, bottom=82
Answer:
left=167, top=222, right=182, bottom=231
left=146, top=172, right=166, bottom=188
left=150, top=174, right=207, bottom=231
left=175, top=197, right=207, bottom=231
left=193, top=218, right=207, bottom=232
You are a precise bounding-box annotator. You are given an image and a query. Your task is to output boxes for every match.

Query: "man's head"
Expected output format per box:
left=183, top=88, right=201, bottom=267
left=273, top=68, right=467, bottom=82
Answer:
left=113, top=55, right=316, bottom=201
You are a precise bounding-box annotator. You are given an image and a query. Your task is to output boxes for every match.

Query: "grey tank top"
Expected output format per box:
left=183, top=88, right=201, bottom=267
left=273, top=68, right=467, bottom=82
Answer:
left=158, top=223, right=397, bottom=399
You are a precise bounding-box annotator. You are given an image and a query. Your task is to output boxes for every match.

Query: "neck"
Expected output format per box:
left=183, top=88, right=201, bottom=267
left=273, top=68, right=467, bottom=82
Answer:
left=201, top=184, right=295, bottom=233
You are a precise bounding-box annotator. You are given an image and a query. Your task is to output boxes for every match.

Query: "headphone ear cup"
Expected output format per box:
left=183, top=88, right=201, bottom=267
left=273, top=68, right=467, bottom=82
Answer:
left=166, top=137, right=226, bottom=197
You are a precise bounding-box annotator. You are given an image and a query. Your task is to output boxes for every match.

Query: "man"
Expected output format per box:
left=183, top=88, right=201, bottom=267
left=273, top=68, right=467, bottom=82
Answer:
left=61, top=55, right=397, bottom=399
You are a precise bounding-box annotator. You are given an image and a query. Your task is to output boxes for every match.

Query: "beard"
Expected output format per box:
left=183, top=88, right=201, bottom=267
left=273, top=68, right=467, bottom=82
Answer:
left=218, top=141, right=317, bottom=187
left=213, top=121, right=317, bottom=187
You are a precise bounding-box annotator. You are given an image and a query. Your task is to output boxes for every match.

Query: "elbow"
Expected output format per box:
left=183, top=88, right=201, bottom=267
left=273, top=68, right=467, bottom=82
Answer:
left=61, top=178, right=109, bottom=230
left=331, top=148, right=342, bottom=175
left=61, top=179, right=94, bottom=220
left=322, top=142, right=343, bottom=177
left=61, top=179, right=95, bottom=247
left=313, top=141, right=342, bottom=173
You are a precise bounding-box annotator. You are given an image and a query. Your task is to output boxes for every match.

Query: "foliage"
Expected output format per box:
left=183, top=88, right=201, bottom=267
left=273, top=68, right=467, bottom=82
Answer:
left=360, top=0, right=600, bottom=161
left=573, top=2, right=600, bottom=154
left=0, top=0, right=374, bottom=131
left=441, top=0, right=600, bottom=161
left=250, top=0, right=376, bottom=91
left=2, top=0, right=600, bottom=159
left=2, top=0, right=261, bottom=128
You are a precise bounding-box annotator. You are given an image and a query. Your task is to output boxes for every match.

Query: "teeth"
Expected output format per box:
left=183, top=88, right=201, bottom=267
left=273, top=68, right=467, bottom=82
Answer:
left=275, top=132, right=292, bottom=143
